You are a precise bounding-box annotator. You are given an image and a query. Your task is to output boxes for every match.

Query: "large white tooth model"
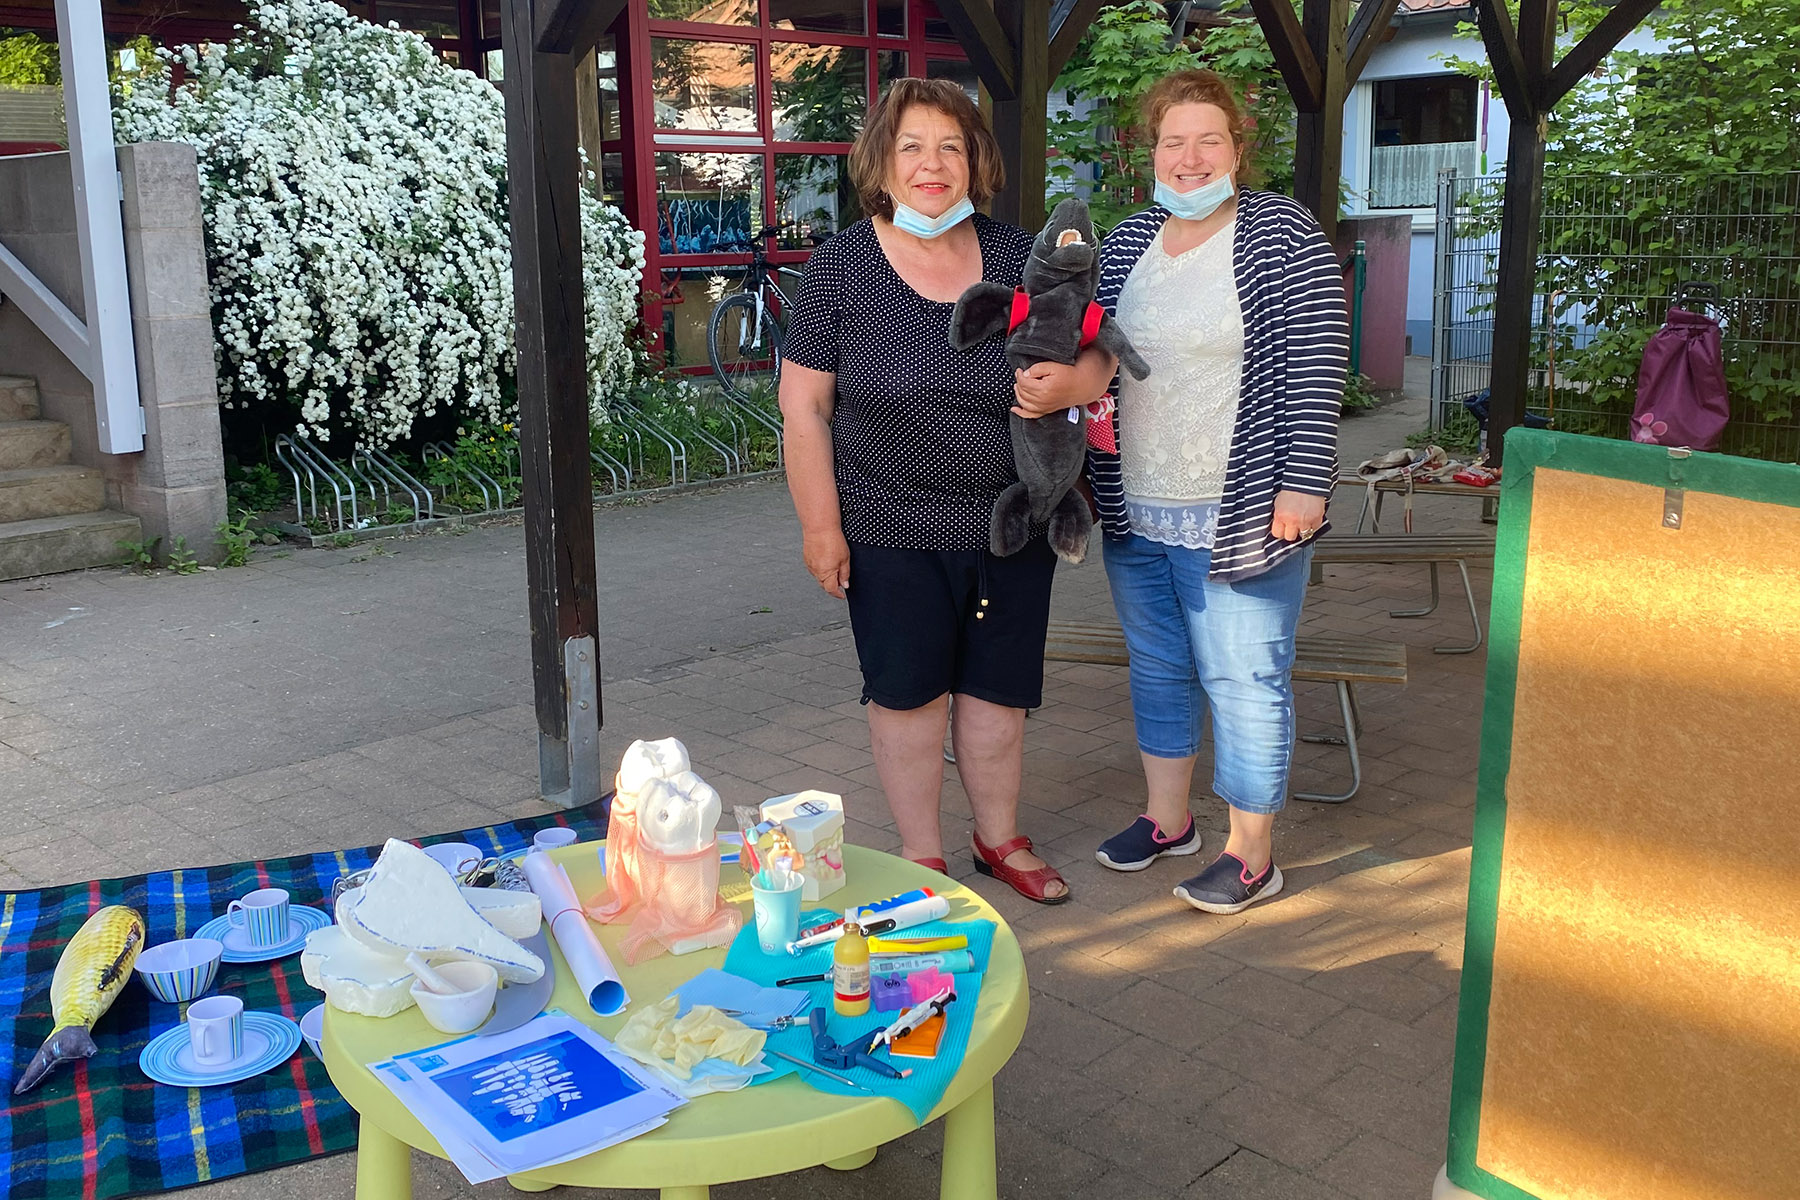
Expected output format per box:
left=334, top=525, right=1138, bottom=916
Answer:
left=590, top=737, right=691, bottom=922
left=336, top=838, right=546, bottom=984
left=587, top=739, right=741, bottom=962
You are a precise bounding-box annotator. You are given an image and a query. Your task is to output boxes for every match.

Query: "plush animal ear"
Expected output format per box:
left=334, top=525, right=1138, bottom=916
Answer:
left=950, top=282, right=1015, bottom=350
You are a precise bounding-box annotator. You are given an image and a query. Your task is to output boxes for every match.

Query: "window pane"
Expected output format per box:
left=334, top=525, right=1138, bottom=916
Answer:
left=876, top=0, right=904, bottom=36
left=597, top=152, right=625, bottom=205
left=377, top=0, right=460, bottom=38
left=1369, top=76, right=1479, bottom=208
left=647, top=0, right=756, bottom=24
left=877, top=49, right=906, bottom=95
left=652, top=38, right=757, bottom=134
left=769, top=0, right=864, bottom=35
left=922, top=0, right=952, bottom=41
left=775, top=153, right=861, bottom=249
left=656, top=152, right=764, bottom=254
left=596, top=37, right=620, bottom=140
left=484, top=47, right=504, bottom=80
left=772, top=43, right=866, bottom=143
left=925, top=56, right=977, bottom=104
left=480, top=0, right=499, bottom=40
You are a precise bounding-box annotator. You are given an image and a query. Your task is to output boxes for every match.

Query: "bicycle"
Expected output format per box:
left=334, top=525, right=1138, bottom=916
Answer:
left=706, top=227, right=806, bottom=404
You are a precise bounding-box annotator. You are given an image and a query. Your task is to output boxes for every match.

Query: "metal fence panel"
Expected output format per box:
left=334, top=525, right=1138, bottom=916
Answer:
left=1432, top=170, right=1800, bottom=462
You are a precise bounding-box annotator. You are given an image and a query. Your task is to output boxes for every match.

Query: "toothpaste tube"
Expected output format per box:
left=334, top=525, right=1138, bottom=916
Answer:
left=784, top=894, right=951, bottom=954
left=797, top=888, right=936, bottom=940
left=870, top=950, right=976, bottom=975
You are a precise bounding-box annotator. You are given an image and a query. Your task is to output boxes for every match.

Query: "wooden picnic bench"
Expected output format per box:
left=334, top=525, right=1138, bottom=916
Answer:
left=1043, top=621, right=1407, bottom=804
left=1334, top=471, right=1500, bottom=533
left=1312, top=532, right=1497, bottom=655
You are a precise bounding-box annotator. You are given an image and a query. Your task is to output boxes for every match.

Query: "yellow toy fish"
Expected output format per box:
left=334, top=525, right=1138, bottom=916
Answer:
left=14, top=905, right=146, bottom=1094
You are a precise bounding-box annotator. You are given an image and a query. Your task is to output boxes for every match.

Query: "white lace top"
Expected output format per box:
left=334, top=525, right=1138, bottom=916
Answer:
left=1114, top=222, right=1244, bottom=549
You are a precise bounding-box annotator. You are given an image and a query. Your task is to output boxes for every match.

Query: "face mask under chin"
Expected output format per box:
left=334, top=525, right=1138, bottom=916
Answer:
left=1155, top=172, right=1236, bottom=222
left=891, top=196, right=976, bottom=239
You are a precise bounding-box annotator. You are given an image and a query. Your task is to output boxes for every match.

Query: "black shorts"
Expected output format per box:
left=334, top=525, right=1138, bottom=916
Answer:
left=845, top=538, right=1057, bottom=711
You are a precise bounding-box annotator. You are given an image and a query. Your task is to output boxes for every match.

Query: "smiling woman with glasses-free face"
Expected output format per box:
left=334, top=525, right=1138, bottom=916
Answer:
left=886, top=105, right=972, bottom=221
left=1151, top=101, right=1242, bottom=199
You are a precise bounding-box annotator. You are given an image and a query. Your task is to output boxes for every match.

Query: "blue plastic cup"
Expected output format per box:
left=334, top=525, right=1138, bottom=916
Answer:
left=750, top=869, right=805, bottom=955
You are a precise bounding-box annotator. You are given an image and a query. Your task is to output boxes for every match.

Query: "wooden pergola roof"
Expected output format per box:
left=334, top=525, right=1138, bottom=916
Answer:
left=503, top=0, right=1658, bottom=805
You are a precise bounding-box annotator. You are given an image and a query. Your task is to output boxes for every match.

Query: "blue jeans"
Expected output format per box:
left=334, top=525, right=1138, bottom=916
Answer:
left=1101, top=534, right=1313, bottom=815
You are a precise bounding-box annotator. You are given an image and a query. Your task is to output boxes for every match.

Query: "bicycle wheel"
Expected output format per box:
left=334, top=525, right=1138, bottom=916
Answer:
left=708, top=293, right=782, bottom=403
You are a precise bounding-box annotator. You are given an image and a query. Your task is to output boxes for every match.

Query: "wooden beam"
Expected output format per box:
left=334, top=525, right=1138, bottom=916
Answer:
left=1516, top=0, right=1554, bottom=77
left=991, top=0, right=1049, bottom=230
left=1250, top=0, right=1322, bottom=113
left=1345, top=0, right=1401, bottom=84
left=1484, top=112, right=1549, bottom=468
left=1291, top=0, right=1347, bottom=241
left=1049, top=0, right=1107, bottom=80
left=1545, top=0, right=1660, bottom=107
left=535, top=0, right=624, bottom=57
left=932, top=0, right=1017, bottom=101
left=502, top=0, right=605, bottom=802
left=1472, top=0, right=1535, bottom=123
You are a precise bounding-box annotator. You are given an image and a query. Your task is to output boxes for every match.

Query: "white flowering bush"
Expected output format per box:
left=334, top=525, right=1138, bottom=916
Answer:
left=114, top=0, right=646, bottom=445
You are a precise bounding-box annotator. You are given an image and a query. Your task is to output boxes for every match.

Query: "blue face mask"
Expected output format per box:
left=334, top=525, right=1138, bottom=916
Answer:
left=1155, top=173, right=1235, bottom=222
left=891, top=196, right=975, bottom=239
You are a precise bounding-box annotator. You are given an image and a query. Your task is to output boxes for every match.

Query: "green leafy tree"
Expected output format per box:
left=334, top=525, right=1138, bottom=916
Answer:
left=1047, top=0, right=1203, bottom=229
left=1449, top=0, right=1800, bottom=447
left=1048, top=1, right=1299, bottom=229
left=0, top=30, right=59, bottom=87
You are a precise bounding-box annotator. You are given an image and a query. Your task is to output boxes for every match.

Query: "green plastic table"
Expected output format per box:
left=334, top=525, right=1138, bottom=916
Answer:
left=321, top=843, right=1029, bottom=1199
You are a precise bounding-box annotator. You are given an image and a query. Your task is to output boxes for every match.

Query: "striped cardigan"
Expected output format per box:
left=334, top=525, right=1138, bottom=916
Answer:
left=1087, top=191, right=1349, bottom=581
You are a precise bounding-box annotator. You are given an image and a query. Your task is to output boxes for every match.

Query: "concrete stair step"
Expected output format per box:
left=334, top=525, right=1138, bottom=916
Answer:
left=0, top=376, right=40, bottom=422
left=0, top=464, right=106, bottom=523
left=0, top=419, right=72, bottom=470
left=0, top=510, right=140, bottom=582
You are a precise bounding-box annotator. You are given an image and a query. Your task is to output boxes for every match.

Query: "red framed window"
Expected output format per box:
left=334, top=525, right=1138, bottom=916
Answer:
left=620, top=0, right=971, bottom=368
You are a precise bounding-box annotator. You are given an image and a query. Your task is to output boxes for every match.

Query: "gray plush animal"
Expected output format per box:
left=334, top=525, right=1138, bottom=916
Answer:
left=950, top=197, right=1150, bottom=564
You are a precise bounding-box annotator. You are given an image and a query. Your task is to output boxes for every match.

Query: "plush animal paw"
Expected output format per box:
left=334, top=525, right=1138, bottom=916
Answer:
left=1048, top=489, right=1092, bottom=564
left=989, top=481, right=1034, bottom=558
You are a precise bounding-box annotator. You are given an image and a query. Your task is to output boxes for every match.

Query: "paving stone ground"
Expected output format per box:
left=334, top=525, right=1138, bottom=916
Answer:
left=0, top=373, right=1494, bottom=1199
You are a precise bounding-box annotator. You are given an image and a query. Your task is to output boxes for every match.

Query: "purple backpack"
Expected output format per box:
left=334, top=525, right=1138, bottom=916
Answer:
left=1631, top=306, right=1729, bottom=451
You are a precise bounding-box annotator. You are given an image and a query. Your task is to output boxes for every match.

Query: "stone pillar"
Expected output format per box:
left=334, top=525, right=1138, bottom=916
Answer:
left=114, top=142, right=228, bottom=560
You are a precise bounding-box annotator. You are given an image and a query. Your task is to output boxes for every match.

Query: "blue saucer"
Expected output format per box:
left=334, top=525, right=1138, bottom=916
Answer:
left=140, top=1012, right=303, bottom=1088
left=193, top=905, right=330, bottom=963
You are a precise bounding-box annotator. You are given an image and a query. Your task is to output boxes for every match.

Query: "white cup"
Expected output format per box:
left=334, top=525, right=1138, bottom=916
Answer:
left=187, top=995, right=245, bottom=1066
left=532, top=828, right=578, bottom=852
left=226, top=888, right=291, bottom=948
left=423, top=842, right=484, bottom=876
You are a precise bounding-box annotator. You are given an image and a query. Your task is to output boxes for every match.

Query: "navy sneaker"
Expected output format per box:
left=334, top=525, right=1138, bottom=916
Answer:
left=1095, top=814, right=1202, bottom=872
left=1173, top=853, right=1284, bottom=914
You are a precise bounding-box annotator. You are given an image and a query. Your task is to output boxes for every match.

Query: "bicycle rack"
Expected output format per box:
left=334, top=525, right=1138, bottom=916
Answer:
left=352, top=446, right=437, bottom=524
left=274, top=433, right=362, bottom=530
left=422, top=443, right=509, bottom=515
left=590, top=445, right=632, bottom=494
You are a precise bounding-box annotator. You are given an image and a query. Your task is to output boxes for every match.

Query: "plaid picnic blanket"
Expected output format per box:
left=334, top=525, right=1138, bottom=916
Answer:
left=0, top=797, right=609, bottom=1200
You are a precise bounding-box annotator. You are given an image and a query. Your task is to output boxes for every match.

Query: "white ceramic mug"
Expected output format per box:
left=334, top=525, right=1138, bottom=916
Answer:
left=532, top=828, right=578, bottom=852
left=187, top=995, right=245, bottom=1066
left=226, top=888, right=291, bottom=948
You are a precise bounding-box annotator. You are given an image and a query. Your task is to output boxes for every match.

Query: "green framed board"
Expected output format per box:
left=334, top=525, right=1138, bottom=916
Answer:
left=1448, top=430, right=1800, bottom=1200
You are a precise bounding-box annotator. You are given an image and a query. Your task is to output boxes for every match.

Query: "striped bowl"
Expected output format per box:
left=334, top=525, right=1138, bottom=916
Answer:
left=135, top=937, right=224, bottom=1004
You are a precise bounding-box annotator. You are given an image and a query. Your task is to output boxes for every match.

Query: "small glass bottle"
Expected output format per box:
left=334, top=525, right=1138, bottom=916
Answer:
left=832, top=907, right=871, bottom=1016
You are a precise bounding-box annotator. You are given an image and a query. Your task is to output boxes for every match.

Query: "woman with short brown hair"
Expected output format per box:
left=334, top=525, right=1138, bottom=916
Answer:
left=778, top=78, right=1107, bottom=904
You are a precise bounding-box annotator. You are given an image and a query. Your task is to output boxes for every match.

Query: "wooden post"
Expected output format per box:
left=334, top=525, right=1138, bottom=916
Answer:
left=1471, top=0, right=1656, bottom=466
left=991, top=0, right=1049, bottom=231
left=1293, top=0, right=1348, bottom=243
left=574, top=49, right=606, bottom=197
left=501, top=0, right=603, bottom=806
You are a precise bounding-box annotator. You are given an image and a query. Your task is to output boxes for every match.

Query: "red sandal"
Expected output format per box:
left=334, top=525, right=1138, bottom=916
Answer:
left=907, top=856, right=950, bottom=874
left=971, top=833, right=1070, bottom=905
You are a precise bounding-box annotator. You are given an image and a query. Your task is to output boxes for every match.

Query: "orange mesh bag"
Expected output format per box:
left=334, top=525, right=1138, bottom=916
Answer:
left=617, top=840, right=742, bottom=965
left=588, top=787, right=646, bottom=922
